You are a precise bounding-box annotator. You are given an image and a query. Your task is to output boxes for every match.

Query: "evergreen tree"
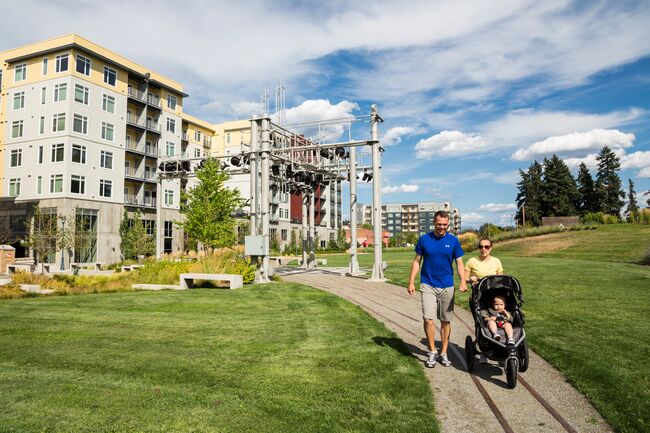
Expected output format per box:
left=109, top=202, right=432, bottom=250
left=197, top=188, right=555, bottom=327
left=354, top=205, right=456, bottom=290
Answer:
left=515, top=161, right=543, bottom=226
left=576, top=162, right=598, bottom=214
left=595, top=146, right=625, bottom=215
left=540, top=155, right=579, bottom=216
left=180, top=158, right=245, bottom=251
left=625, top=178, right=639, bottom=221
left=646, top=190, right=650, bottom=208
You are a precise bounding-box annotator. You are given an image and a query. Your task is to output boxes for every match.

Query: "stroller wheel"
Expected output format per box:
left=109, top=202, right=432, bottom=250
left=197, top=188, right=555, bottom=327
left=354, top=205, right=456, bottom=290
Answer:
left=465, top=335, right=475, bottom=372
left=518, top=339, right=529, bottom=372
left=506, top=357, right=518, bottom=389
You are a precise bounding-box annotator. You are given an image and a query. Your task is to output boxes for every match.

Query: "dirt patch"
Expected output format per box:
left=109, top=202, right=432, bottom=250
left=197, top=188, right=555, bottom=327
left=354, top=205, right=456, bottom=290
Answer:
left=497, top=233, right=577, bottom=256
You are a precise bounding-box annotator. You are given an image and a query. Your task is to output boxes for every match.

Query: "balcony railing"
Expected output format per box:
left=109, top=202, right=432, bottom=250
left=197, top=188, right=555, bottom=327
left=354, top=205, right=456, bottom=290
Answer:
left=126, top=114, right=146, bottom=129
left=126, top=143, right=159, bottom=157
left=182, top=132, right=188, bottom=142
left=203, top=138, right=212, bottom=148
left=124, top=194, right=156, bottom=207
left=146, top=120, right=161, bottom=133
left=127, top=87, right=146, bottom=102
left=146, top=93, right=161, bottom=108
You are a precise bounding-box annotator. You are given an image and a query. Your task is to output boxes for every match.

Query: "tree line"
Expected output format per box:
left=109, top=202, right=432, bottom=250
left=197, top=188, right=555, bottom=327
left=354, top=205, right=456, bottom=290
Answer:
left=515, top=146, right=646, bottom=226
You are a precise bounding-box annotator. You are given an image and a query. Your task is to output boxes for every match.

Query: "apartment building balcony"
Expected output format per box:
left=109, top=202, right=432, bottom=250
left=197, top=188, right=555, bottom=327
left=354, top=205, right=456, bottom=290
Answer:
left=182, top=131, right=189, bottom=143
left=203, top=137, right=212, bottom=149
left=146, top=93, right=162, bottom=110
left=126, top=114, right=146, bottom=131
left=146, top=119, right=161, bottom=135
left=127, top=87, right=147, bottom=105
left=125, top=142, right=159, bottom=158
left=124, top=194, right=156, bottom=208
left=125, top=167, right=158, bottom=183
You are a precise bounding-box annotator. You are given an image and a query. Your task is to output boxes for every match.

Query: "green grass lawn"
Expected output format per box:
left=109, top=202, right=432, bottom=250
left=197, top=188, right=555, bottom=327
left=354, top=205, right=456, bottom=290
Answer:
left=321, top=224, right=650, bottom=433
left=0, top=284, right=438, bottom=433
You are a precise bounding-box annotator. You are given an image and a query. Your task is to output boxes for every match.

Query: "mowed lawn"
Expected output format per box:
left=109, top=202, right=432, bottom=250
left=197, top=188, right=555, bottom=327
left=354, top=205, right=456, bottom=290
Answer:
left=322, top=224, right=650, bottom=433
left=0, top=284, right=438, bottom=433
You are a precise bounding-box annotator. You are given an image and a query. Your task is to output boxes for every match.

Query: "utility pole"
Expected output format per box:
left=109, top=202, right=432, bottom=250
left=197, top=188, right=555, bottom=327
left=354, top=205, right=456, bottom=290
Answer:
left=308, top=191, right=316, bottom=269
left=259, top=114, right=271, bottom=282
left=348, top=135, right=361, bottom=275
left=370, top=105, right=385, bottom=281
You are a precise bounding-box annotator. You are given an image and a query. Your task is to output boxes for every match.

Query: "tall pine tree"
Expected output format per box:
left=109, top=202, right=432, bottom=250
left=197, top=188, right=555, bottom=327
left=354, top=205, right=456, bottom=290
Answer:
left=541, top=154, right=579, bottom=216
left=625, top=178, right=639, bottom=221
left=595, top=146, right=625, bottom=216
left=516, top=161, right=543, bottom=226
left=576, top=162, right=598, bottom=214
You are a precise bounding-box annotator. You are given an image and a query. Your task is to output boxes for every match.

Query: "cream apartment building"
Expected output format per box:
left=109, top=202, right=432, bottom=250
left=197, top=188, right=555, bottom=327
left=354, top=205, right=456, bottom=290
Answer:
left=0, top=34, right=215, bottom=265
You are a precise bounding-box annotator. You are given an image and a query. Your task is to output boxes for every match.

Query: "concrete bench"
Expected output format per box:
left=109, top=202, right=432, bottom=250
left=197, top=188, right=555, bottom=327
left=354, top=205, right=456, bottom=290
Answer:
left=179, top=273, right=243, bottom=290
left=297, top=258, right=328, bottom=266
left=71, top=262, right=103, bottom=270
left=7, top=264, right=33, bottom=274
left=121, top=264, right=144, bottom=272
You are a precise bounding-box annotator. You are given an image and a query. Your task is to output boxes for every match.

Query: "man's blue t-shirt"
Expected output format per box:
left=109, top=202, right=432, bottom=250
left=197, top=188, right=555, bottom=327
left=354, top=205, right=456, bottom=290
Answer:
left=415, top=232, right=464, bottom=288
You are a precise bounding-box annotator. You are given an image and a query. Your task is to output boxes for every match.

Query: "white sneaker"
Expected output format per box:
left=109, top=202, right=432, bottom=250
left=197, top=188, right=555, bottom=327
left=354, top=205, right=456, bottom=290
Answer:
left=493, top=333, right=501, bottom=341
left=479, top=354, right=488, bottom=364
left=425, top=351, right=437, bottom=368
left=438, top=352, right=451, bottom=367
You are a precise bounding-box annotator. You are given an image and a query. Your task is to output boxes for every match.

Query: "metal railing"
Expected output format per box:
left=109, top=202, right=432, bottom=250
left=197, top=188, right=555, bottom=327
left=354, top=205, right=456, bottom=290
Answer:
left=126, top=114, right=146, bottom=128
left=182, top=132, right=188, bottom=141
left=127, top=87, right=146, bottom=102
left=126, top=143, right=159, bottom=157
left=146, top=93, right=161, bottom=108
left=203, top=137, right=212, bottom=148
left=124, top=194, right=156, bottom=207
left=146, top=120, right=161, bottom=133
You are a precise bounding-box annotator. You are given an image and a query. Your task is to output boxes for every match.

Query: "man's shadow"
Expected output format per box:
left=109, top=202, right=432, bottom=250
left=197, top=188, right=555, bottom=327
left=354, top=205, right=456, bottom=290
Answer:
left=372, top=336, right=428, bottom=358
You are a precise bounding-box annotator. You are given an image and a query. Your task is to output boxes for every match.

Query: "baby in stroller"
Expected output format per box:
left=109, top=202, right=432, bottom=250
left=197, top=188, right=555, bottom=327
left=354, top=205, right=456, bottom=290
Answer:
left=481, top=294, right=515, bottom=345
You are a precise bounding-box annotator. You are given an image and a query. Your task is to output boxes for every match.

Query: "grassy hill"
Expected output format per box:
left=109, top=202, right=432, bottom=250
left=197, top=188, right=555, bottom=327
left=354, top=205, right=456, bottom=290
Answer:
left=322, top=224, right=649, bottom=433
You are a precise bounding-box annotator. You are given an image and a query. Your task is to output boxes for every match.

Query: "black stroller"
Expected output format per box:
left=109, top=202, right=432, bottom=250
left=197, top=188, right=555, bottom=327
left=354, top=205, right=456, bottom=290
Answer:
left=464, top=274, right=529, bottom=388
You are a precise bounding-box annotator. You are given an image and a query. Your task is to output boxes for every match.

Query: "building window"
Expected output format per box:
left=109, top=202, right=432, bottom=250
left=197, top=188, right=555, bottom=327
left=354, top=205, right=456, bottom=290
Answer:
left=13, top=91, right=25, bottom=110
left=226, top=132, right=231, bottom=144
left=167, top=94, right=177, bottom=110
left=38, top=146, right=44, bottom=164
left=193, top=148, right=201, bottom=158
left=70, top=175, right=85, bottom=194
left=50, top=174, right=63, bottom=193
left=103, top=66, right=116, bottom=86
left=101, top=122, right=114, bottom=141
left=100, top=150, right=113, bottom=169
left=72, top=144, right=87, bottom=164
left=42, top=58, right=48, bottom=75
left=9, top=179, right=21, bottom=197
left=99, top=179, right=112, bottom=197
left=73, top=114, right=88, bottom=134
left=194, top=130, right=201, bottom=141
left=41, top=87, right=46, bottom=104
left=39, top=116, right=45, bottom=134
left=74, top=84, right=89, bottom=104
left=102, top=94, right=115, bottom=113
left=166, top=142, right=175, bottom=157
left=52, top=113, right=66, bottom=132
left=37, top=176, right=42, bottom=195
left=74, top=208, right=98, bottom=262
left=55, top=54, right=69, bottom=72
left=281, top=229, right=288, bottom=241
left=54, top=83, right=67, bottom=102
left=51, top=143, right=64, bottom=162
left=14, top=63, right=26, bottom=82
left=11, top=120, right=23, bottom=138
left=164, top=190, right=174, bottom=206
left=166, top=118, right=176, bottom=133
left=76, top=55, right=91, bottom=76
left=10, top=149, right=22, bottom=167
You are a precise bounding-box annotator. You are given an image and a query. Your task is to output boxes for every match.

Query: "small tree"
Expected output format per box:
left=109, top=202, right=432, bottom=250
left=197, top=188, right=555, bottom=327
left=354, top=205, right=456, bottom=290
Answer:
left=25, top=207, right=58, bottom=264
left=180, top=158, right=245, bottom=251
left=119, top=209, right=154, bottom=260
left=625, top=179, right=639, bottom=222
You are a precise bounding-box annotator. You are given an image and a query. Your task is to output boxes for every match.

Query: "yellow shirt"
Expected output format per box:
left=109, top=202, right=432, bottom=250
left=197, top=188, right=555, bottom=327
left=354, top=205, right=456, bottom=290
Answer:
left=466, top=256, right=503, bottom=279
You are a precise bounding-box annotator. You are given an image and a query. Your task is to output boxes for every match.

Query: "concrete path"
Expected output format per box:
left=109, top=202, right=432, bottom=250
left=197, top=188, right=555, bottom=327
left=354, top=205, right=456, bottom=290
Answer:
left=278, top=267, right=612, bottom=433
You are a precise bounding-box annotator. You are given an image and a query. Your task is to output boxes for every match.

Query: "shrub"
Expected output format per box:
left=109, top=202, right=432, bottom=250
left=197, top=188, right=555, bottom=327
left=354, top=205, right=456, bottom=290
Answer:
left=458, top=232, right=478, bottom=253
left=133, top=259, right=193, bottom=285
left=189, top=250, right=256, bottom=284
left=581, top=212, right=621, bottom=224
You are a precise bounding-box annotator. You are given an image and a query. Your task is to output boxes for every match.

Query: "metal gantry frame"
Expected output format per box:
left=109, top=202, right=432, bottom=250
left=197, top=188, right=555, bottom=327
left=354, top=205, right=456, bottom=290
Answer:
left=155, top=105, right=386, bottom=283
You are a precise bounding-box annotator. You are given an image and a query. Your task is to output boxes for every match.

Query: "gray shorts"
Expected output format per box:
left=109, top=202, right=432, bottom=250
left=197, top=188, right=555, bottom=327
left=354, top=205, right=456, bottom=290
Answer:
left=420, top=283, right=455, bottom=322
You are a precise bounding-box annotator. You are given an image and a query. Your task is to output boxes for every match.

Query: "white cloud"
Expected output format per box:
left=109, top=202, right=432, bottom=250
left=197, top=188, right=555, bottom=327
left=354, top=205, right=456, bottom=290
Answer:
left=621, top=151, right=650, bottom=169
left=460, top=212, right=485, bottom=225
left=494, top=170, right=521, bottom=185
left=638, top=167, right=650, bottom=178
left=280, top=99, right=360, bottom=142
left=563, top=153, right=600, bottom=170
left=415, top=130, right=487, bottom=159
left=231, top=101, right=262, bottom=116
left=478, top=203, right=517, bottom=212
left=381, top=127, right=414, bottom=146
left=382, top=184, right=420, bottom=194
left=511, top=128, right=635, bottom=160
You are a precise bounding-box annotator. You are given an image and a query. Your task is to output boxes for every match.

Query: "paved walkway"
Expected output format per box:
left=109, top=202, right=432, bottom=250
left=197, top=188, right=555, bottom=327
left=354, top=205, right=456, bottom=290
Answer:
left=278, top=267, right=612, bottom=433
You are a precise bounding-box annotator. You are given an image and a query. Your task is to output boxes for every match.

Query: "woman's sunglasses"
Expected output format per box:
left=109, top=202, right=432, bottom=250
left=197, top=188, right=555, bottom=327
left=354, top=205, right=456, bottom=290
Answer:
left=478, top=245, right=491, bottom=249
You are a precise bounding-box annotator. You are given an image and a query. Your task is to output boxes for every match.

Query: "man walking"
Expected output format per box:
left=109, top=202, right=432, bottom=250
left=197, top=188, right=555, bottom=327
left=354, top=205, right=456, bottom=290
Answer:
left=408, top=211, right=466, bottom=367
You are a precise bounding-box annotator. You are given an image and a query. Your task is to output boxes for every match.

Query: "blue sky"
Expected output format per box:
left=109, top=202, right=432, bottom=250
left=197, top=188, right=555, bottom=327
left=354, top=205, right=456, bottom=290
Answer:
left=3, top=0, right=649, bottom=227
